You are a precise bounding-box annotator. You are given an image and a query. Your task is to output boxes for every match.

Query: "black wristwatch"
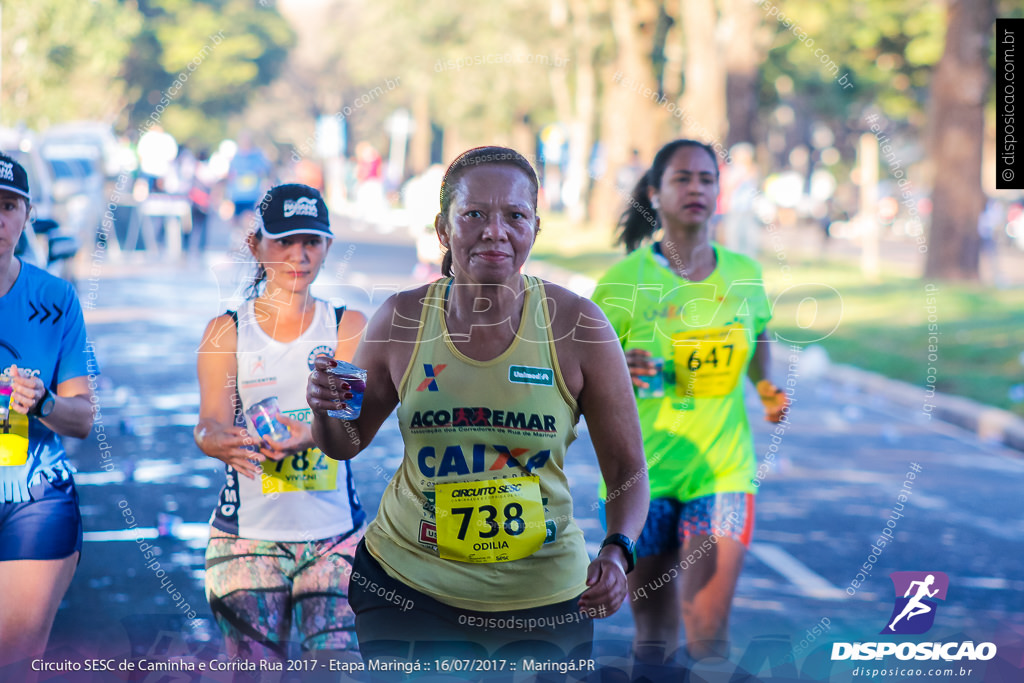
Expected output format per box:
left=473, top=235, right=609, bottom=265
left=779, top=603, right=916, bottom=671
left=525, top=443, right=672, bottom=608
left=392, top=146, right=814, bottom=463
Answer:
left=30, top=388, right=55, bottom=419
left=600, top=533, right=637, bottom=574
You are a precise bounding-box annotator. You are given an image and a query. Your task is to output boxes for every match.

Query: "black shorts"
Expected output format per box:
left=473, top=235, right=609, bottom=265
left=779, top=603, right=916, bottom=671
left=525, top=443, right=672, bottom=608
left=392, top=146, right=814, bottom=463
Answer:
left=349, top=539, right=594, bottom=665
left=0, top=475, right=83, bottom=561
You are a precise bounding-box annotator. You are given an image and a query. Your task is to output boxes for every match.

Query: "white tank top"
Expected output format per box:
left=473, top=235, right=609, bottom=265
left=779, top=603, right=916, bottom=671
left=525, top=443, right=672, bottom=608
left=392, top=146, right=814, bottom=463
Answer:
left=210, top=298, right=365, bottom=541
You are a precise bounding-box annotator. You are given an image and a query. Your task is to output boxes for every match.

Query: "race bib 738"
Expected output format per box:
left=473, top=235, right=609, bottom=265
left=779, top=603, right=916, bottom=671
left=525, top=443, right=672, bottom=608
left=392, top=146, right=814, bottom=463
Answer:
left=434, top=476, right=546, bottom=563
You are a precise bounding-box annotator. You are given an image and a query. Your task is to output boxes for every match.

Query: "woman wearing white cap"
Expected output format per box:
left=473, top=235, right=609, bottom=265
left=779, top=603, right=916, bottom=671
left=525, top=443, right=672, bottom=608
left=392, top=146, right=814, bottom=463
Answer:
left=0, top=152, right=97, bottom=670
left=194, top=184, right=367, bottom=661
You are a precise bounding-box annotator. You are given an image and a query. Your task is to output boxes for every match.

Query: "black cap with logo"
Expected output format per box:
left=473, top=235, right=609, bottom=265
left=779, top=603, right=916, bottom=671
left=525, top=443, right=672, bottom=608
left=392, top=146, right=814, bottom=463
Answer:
left=257, top=184, right=332, bottom=238
left=0, top=153, right=31, bottom=201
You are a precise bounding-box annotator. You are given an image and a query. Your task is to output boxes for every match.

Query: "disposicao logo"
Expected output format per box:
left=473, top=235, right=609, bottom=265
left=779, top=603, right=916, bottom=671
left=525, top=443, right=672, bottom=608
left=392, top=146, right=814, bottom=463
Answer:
left=831, top=571, right=997, bottom=663
left=882, top=571, right=948, bottom=635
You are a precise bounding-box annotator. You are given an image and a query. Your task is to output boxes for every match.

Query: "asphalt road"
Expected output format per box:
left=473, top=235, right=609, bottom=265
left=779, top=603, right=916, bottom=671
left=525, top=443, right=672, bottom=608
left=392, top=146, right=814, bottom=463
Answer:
left=9, top=216, right=1024, bottom=683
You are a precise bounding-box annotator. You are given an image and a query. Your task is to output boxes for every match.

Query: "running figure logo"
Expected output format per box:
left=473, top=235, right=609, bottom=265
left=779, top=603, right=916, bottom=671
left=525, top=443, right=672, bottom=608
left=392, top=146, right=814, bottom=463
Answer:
left=882, top=571, right=949, bottom=635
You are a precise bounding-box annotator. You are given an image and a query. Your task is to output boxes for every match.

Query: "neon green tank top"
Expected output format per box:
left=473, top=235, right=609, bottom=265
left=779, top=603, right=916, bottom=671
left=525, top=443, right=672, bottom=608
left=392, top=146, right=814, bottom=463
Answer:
left=592, top=244, right=772, bottom=502
left=364, top=275, right=590, bottom=611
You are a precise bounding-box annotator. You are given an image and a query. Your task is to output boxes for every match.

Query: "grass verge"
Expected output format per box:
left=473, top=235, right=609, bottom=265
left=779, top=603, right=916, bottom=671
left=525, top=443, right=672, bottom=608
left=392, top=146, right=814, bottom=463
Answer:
left=530, top=218, right=1024, bottom=416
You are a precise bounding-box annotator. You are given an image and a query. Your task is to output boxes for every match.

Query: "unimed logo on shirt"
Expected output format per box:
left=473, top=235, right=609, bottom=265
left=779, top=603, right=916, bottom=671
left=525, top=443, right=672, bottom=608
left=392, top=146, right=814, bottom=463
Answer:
left=508, top=365, right=553, bottom=386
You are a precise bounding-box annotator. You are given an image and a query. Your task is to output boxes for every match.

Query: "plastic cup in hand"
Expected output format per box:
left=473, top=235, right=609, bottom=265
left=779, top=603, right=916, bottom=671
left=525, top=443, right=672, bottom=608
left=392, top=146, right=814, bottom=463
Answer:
left=326, top=361, right=367, bottom=420
left=0, top=376, right=11, bottom=421
left=244, top=396, right=291, bottom=443
left=635, top=357, right=665, bottom=399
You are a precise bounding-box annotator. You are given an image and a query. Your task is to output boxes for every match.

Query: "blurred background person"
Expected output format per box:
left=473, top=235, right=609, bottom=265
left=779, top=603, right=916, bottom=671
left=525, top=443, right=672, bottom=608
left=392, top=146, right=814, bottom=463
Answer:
left=227, top=131, right=272, bottom=234
left=136, top=126, right=178, bottom=196
left=293, top=155, right=324, bottom=193
left=718, top=143, right=760, bottom=258
left=353, top=142, right=386, bottom=221
left=185, top=148, right=216, bottom=258
left=401, top=162, right=446, bottom=279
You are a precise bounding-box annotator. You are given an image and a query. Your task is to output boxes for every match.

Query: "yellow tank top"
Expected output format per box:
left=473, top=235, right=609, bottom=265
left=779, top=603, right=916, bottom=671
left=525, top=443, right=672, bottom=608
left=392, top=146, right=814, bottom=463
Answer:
left=364, top=275, right=589, bottom=611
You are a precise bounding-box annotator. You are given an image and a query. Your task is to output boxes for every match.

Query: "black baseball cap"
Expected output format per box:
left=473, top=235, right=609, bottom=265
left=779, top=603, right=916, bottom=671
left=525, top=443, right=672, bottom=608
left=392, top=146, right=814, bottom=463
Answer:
left=257, top=184, right=332, bottom=238
left=0, top=153, right=30, bottom=201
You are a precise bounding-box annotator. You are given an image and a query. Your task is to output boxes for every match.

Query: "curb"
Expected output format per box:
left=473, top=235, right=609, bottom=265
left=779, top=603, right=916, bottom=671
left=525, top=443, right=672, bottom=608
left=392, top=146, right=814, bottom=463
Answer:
left=829, top=363, right=1024, bottom=454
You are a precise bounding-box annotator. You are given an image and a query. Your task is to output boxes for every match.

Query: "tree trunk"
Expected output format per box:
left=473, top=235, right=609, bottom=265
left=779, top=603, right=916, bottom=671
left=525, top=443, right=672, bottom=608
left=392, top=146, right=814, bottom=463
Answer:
left=677, top=0, right=726, bottom=145
left=590, top=0, right=659, bottom=226
left=923, top=0, right=993, bottom=281
left=564, top=0, right=598, bottom=224
left=722, top=0, right=766, bottom=148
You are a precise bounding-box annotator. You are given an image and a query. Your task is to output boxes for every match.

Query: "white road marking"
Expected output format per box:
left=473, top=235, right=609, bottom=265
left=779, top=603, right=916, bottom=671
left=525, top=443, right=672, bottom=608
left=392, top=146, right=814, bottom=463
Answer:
left=83, top=523, right=210, bottom=542
left=958, top=577, right=1012, bottom=590
left=748, top=543, right=847, bottom=600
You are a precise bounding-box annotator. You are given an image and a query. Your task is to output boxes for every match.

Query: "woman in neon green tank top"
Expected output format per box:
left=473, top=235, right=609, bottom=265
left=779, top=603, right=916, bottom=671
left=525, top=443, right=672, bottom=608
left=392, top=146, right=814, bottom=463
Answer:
left=592, top=140, right=790, bottom=666
left=307, top=147, right=649, bottom=664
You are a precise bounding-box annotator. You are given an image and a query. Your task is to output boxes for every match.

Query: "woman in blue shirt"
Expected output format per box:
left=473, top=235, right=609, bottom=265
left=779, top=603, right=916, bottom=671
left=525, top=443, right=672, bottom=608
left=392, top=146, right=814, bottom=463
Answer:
left=0, top=152, right=96, bottom=669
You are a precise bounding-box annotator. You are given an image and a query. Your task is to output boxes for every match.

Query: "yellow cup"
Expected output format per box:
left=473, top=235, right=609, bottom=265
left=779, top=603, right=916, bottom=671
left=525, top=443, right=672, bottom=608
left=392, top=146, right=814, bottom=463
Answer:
left=0, top=434, right=30, bottom=467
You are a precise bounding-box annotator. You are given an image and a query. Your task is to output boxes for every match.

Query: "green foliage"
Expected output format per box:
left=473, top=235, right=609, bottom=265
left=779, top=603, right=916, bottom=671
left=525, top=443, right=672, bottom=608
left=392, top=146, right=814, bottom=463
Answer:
left=760, top=0, right=945, bottom=127
left=765, top=261, right=1024, bottom=417
left=337, top=0, right=561, bottom=144
left=124, top=0, right=295, bottom=145
left=2, top=0, right=293, bottom=146
left=1, top=0, right=142, bottom=128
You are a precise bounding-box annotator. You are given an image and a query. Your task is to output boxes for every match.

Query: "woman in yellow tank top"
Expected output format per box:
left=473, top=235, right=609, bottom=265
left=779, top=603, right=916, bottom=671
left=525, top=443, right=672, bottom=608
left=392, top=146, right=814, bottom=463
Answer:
left=307, top=147, right=649, bottom=665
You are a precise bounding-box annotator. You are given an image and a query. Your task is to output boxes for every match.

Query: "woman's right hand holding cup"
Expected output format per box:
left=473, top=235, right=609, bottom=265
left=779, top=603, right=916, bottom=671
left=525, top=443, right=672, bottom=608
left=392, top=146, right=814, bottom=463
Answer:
left=307, top=356, right=354, bottom=416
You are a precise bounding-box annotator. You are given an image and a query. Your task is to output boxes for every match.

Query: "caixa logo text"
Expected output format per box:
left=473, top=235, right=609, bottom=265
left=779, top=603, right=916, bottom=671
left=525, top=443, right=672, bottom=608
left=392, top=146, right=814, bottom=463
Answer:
left=831, top=641, right=996, bottom=662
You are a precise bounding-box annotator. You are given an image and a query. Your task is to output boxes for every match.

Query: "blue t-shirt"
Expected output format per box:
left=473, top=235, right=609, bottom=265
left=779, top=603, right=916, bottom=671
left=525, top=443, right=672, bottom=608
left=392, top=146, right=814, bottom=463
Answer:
left=228, top=149, right=271, bottom=203
left=1, top=261, right=96, bottom=502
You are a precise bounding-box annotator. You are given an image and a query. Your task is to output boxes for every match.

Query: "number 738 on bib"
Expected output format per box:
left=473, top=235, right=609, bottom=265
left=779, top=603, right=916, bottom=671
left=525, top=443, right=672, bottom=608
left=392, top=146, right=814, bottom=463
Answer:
left=434, top=476, right=547, bottom=563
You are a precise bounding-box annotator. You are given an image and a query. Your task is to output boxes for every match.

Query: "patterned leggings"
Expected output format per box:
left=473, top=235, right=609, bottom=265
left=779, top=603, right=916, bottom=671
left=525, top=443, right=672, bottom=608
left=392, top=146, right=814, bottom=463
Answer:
left=205, top=525, right=364, bottom=659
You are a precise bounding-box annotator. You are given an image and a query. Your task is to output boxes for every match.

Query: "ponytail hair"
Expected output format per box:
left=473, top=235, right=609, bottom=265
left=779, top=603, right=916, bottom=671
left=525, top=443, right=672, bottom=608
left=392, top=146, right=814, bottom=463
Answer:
left=245, top=230, right=267, bottom=299
left=615, top=139, right=721, bottom=253
left=441, top=245, right=455, bottom=279
left=437, top=146, right=539, bottom=277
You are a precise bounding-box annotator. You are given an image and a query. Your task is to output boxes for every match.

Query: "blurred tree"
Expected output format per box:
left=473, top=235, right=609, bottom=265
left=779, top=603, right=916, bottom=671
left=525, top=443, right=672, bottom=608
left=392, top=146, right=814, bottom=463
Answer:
left=314, top=1, right=560, bottom=173
left=244, top=0, right=359, bottom=161
left=591, top=0, right=771, bottom=223
left=677, top=0, right=726, bottom=144
left=758, top=0, right=945, bottom=175
left=723, top=0, right=772, bottom=148
left=122, top=0, right=294, bottom=145
left=0, top=0, right=141, bottom=129
left=924, top=0, right=994, bottom=281
left=591, top=0, right=665, bottom=224
left=772, top=1, right=944, bottom=122
left=550, top=0, right=601, bottom=223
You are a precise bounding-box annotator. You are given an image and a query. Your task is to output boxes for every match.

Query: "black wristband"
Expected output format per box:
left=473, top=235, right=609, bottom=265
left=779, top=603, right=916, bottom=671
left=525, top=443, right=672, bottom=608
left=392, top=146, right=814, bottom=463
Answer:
left=600, top=533, right=637, bottom=574
left=29, top=388, right=55, bottom=418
